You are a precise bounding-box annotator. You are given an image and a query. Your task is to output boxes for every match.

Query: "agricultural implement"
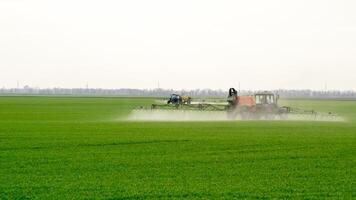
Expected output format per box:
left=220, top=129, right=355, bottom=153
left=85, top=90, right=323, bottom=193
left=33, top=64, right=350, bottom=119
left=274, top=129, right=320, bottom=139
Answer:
left=166, top=94, right=192, bottom=105
left=147, top=88, right=342, bottom=121
left=151, top=93, right=224, bottom=111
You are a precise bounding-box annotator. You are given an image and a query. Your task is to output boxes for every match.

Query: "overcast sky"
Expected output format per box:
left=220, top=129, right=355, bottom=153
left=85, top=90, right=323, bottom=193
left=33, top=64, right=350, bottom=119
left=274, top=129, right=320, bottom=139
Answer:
left=1, top=0, right=355, bottom=90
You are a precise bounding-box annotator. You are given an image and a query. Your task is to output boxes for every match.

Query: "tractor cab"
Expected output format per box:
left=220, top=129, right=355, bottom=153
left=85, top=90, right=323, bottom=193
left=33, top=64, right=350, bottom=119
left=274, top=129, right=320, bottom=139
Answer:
left=254, top=92, right=278, bottom=105
left=167, top=94, right=181, bottom=104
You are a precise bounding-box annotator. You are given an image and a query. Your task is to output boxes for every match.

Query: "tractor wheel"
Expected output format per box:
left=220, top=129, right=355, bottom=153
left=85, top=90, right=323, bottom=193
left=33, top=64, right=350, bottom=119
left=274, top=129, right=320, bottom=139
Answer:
left=227, top=109, right=239, bottom=120
left=280, top=113, right=288, bottom=120
left=241, top=112, right=251, bottom=120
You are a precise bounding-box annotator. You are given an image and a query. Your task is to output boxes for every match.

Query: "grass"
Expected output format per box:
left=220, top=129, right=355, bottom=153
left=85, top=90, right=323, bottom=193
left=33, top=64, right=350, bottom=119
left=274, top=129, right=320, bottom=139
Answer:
left=0, top=96, right=355, bottom=199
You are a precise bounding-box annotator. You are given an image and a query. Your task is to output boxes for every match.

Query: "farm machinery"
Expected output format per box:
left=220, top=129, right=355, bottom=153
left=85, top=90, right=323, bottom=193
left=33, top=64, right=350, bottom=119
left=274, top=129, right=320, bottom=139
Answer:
left=147, top=88, right=341, bottom=121
left=151, top=93, right=226, bottom=111
left=225, top=88, right=289, bottom=119
left=167, top=94, right=192, bottom=105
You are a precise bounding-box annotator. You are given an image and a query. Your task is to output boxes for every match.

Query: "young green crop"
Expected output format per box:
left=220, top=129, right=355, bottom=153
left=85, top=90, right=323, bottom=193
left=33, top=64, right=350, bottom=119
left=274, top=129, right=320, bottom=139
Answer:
left=0, top=96, right=355, bottom=199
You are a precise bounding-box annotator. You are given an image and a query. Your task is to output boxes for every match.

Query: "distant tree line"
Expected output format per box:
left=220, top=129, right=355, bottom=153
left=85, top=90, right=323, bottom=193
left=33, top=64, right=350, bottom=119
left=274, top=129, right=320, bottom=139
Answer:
left=0, top=86, right=355, bottom=99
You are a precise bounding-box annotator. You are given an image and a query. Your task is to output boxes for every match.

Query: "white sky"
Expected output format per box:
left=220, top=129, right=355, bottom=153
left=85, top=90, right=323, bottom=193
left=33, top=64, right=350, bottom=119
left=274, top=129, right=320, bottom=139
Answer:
left=1, top=0, right=356, bottom=90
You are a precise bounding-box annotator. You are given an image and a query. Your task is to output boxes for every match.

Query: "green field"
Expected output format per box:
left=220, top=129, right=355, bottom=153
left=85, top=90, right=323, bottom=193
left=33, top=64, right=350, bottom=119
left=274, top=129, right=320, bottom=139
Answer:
left=0, top=97, right=355, bottom=199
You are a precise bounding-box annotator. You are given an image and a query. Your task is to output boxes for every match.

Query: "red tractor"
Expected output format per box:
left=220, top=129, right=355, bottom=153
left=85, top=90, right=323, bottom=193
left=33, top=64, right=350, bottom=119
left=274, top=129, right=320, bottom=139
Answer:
left=227, top=88, right=288, bottom=119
